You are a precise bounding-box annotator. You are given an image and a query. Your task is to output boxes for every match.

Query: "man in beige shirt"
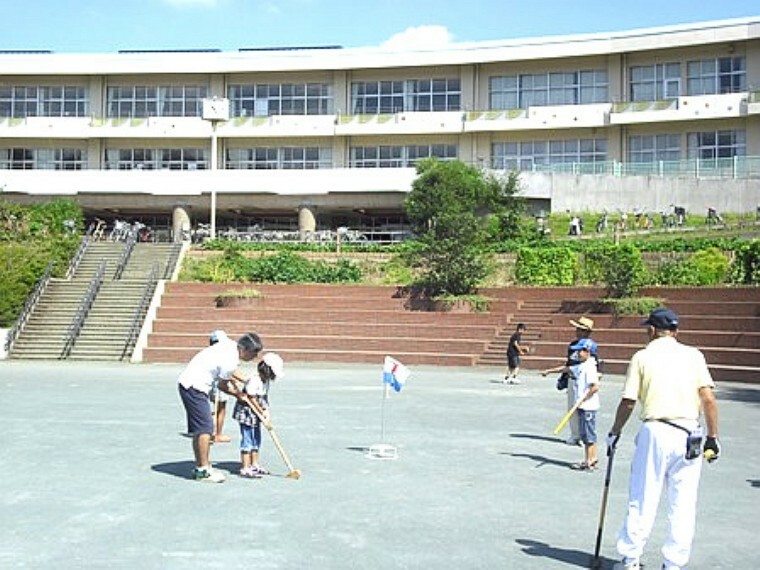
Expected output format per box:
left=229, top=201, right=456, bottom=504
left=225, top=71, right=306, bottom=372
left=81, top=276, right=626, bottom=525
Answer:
left=607, top=307, right=720, bottom=570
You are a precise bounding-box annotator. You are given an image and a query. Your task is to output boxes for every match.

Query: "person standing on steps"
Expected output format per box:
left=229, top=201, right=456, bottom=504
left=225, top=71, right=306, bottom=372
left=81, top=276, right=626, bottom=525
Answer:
left=504, top=323, right=529, bottom=384
left=541, top=316, right=600, bottom=446
left=607, top=307, right=720, bottom=570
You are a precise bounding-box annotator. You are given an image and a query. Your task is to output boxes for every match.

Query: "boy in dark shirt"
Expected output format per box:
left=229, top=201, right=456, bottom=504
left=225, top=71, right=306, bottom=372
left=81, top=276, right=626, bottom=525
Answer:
left=505, top=323, right=528, bottom=385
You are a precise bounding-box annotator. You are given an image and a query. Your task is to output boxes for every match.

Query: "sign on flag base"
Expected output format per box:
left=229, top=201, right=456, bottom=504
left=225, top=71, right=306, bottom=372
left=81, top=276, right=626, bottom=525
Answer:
left=366, top=356, right=409, bottom=461
left=366, top=443, right=398, bottom=460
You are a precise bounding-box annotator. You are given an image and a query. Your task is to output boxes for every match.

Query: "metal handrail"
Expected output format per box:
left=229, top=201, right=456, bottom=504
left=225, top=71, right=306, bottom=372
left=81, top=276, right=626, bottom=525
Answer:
left=162, top=242, right=182, bottom=280
left=65, top=236, right=90, bottom=279
left=120, top=263, right=159, bottom=361
left=60, top=261, right=106, bottom=359
left=4, top=261, right=54, bottom=354
left=113, top=230, right=137, bottom=280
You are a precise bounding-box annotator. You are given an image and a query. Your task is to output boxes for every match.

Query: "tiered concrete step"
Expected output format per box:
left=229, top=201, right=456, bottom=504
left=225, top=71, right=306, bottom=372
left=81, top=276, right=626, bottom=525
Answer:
left=478, top=288, right=760, bottom=383
left=142, top=283, right=510, bottom=366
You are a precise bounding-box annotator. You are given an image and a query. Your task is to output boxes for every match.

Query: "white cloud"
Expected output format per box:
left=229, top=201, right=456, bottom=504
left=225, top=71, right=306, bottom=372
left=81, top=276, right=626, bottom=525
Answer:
left=163, top=0, right=219, bottom=7
left=381, top=25, right=454, bottom=50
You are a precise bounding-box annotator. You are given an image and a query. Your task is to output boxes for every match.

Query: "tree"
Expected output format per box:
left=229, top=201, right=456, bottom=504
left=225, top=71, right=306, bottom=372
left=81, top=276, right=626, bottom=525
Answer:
left=403, top=159, right=523, bottom=296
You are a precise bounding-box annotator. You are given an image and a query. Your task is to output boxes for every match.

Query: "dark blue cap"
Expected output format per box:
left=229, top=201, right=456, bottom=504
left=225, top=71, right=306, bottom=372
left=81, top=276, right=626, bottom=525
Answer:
left=641, top=307, right=679, bottom=329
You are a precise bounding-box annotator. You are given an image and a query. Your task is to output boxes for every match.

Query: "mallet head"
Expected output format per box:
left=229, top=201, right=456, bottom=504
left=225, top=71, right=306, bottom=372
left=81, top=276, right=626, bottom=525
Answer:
left=286, top=469, right=302, bottom=480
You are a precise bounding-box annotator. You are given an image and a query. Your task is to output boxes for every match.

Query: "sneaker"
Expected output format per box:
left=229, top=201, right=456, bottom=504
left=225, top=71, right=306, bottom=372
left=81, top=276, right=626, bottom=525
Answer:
left=507, top=377, right=522, bottom=385
left=251, top=465, right=270, bottom=476
left=613, top=559, right=640, bottom=570
left=565, top=436, right=581, bottom=446
left=194, top=467, right=226, bottom=483
left=239, top=466, right=262, bottom=479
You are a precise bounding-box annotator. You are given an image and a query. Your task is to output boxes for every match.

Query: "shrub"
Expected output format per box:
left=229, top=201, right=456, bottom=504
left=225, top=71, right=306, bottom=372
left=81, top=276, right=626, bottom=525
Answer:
left=688, top=247, right=730, bottom=285
left=729, top=240, right=760, bottom=285
left=515, top=247, right=577, bottom=285
left=583, top=244, right=647, bottom=298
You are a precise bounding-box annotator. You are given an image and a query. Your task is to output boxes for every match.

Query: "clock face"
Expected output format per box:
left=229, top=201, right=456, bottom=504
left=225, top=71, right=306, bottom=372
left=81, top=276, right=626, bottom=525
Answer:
left=203, top=98, right=229, bottom=121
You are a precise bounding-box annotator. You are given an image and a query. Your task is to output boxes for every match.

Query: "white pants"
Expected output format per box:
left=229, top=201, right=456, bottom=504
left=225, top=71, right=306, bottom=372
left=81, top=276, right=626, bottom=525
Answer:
left=567, top=384, right=580, bottom=439
left=617, top=421, right=703, bottom=568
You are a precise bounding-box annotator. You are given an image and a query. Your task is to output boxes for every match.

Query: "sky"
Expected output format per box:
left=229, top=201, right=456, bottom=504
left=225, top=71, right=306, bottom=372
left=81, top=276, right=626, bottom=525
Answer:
left=0, top=0, right=758, bottom=53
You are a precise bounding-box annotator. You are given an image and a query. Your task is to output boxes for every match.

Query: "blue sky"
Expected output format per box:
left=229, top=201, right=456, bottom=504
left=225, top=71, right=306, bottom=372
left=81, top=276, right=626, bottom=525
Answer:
left=2, top=0, right=758, bottom=53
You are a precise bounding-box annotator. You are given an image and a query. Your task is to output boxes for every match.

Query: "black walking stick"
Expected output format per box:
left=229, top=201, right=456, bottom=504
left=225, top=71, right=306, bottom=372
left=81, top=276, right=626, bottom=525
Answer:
left=590, top=444, right=616, bottom=569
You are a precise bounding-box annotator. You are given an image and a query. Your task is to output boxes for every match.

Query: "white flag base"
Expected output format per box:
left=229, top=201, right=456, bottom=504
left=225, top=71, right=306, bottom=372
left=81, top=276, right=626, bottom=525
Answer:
left=366, top=443, right=398, bottom=460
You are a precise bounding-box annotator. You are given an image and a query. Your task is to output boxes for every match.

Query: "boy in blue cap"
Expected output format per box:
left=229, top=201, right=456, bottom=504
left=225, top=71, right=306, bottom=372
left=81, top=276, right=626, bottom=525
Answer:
left=568, top=337, right=600, bottom=470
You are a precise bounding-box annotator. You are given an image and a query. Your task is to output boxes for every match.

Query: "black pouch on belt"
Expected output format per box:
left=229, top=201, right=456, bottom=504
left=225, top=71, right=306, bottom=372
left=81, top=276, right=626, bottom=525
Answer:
left=657, top=420, right=703, bottom=460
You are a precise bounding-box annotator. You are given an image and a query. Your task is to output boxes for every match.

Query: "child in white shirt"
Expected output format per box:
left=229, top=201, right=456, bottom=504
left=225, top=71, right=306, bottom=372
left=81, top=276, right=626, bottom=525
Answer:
left=569, top=338, right=600, bottom=471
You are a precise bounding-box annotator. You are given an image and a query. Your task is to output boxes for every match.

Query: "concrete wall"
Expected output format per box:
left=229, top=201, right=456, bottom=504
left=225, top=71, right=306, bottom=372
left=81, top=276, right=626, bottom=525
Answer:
left=523, top=172, right=760, bottom=213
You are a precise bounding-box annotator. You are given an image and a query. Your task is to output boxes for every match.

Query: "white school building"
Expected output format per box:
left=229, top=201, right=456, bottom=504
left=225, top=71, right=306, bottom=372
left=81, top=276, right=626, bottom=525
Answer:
left=0, top=16, right=759, bottom=239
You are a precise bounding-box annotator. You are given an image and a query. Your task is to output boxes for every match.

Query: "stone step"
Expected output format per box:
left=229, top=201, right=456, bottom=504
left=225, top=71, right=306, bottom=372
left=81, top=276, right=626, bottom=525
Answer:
left=151, top=320, right=500, bottom=340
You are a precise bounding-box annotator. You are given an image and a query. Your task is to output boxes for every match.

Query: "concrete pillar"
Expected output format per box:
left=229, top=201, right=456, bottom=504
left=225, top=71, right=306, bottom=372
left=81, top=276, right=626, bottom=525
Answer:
left=172, top=205, right=191, bottom=242
left=298, top=204, right=317, bottom=239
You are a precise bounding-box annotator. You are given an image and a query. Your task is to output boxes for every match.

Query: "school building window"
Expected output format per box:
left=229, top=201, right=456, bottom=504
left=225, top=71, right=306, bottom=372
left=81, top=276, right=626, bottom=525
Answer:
left=628, top=134, right=681, bottom=162
left=0, top=147, right=86, bottom=169
left=489, top=70, right=608, bottom=109
left=686, top=57, right=746, bottom=95
left=687, top=130, right=746, bottom=159
left=226, top=147, right=332, bottom=169
left=491, top=138, right=607, bottom=169
left=349, top=144, right=457, bottom=167
left=351, top=78, right=461, bottom=114
left=0, top=85, right=88, bottom=118
left=106, top=85, right=207, bottom=118
left=228, top=83, right=333, bottom=117
left=629, top=63, right=681, bottom=101
left=104, top=147, right=208, bottom=170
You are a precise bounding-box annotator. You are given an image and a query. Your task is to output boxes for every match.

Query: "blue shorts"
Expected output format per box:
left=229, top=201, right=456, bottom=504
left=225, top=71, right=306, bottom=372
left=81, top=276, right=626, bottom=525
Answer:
left=240, top=423, right=262, bottom=452
left=179, top=385, right=213, bottom=436
left=578, top=409, right=597, bottom=444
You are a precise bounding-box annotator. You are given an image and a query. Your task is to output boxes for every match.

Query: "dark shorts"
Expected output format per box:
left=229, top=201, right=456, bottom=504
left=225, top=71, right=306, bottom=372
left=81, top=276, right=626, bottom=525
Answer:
left=507, top=354, right=521, bottom=369
left=179, top=385, right=213, bottom=436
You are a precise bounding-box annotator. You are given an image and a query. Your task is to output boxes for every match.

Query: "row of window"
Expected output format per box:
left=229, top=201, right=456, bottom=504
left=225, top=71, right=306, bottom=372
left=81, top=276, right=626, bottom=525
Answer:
left=0, top=56, right=747, bottom=118
left=0, top=131, right=745, bottom=170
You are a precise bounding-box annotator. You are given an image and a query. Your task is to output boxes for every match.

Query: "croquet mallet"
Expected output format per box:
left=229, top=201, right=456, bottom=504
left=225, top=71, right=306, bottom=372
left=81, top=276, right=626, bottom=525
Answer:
left=240, top=393, right=302, bottom=480
left=590, top=443, right=616, bottom=569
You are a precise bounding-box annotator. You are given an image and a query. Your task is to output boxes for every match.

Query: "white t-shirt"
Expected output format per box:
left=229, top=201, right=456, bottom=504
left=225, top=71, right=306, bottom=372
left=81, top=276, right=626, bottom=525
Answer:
left=177, top=338, right=240, bottom=394
left=571, top=358, right=600, bottom=411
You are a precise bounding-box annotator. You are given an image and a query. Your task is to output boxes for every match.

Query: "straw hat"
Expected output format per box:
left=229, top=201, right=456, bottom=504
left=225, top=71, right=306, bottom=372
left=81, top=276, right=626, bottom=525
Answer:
left=569, top=316, right=595, bottom=331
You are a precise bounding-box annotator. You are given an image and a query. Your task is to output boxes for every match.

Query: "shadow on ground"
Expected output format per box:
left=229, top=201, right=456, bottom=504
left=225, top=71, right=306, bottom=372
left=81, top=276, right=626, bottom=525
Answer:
left=516, top=538, right=613, bottom=568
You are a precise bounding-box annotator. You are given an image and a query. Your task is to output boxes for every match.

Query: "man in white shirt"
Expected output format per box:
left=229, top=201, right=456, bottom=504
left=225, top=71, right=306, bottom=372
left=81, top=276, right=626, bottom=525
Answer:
left=178, top=332, right=263, bottom=483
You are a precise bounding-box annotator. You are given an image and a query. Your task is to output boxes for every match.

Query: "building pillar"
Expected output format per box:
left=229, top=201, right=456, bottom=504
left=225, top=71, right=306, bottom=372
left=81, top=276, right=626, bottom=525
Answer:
left=298, top=204, right=317, bottom=239
left=172, top=205, right=191, bottom=242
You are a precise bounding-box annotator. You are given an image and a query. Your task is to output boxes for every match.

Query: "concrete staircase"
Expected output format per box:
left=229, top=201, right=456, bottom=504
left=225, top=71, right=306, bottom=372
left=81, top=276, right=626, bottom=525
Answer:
left=8, top=240, right=179, bottom=360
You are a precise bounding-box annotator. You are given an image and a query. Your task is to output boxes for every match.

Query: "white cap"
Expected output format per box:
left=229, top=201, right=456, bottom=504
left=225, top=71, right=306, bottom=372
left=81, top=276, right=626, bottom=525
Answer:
left=209, top=330, right=228, bottom=345
left=262, top=352, right=285, bottom=379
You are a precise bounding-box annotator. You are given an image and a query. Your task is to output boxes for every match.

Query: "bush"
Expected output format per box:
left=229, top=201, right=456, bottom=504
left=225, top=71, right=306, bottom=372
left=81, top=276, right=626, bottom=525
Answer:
left=729, top=239, right=760, bottom=285
left=688, top=247, right=730, bottom=285
left=515, top=247, right=577, bottom=285
left=248, top=252, right=361, bottom=284
left=582, top=244, right=647, bottom=298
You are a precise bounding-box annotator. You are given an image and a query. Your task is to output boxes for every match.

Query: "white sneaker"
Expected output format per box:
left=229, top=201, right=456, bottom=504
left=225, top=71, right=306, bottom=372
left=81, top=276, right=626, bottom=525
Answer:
left=507, top=377, right=521, bottom=385
left=613, top=559, right=640, bottom=570
left=194, top=466, right=226, bottom=483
